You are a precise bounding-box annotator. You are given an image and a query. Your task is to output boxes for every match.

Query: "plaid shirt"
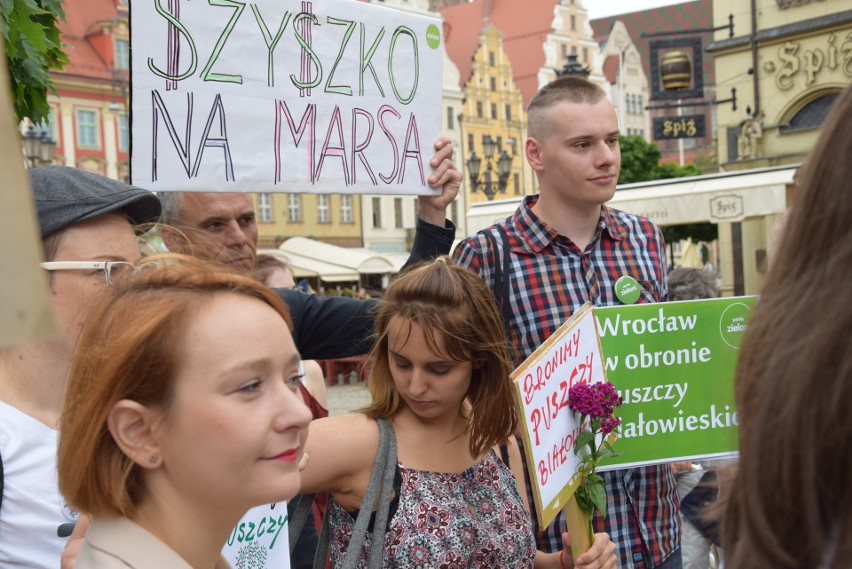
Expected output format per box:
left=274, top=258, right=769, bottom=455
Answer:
left=453, top=196, right=681, bottom=568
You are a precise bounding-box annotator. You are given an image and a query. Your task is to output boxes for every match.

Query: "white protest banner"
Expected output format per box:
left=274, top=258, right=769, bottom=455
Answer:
left=130, top=0, right=443, bottom=195
left=512, top=304, right=608, bottom=528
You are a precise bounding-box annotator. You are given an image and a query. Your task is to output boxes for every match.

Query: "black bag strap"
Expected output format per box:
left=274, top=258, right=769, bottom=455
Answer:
left=498, top=444, right=509, bottom=468
left=481, top=225, right=513, bottom=335
left=288, top=493, right=315, bottom=553
left=289, top=418, right=398, bottom=569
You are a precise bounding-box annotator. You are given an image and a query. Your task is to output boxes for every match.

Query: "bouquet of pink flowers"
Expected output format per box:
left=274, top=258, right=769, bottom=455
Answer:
left=567, top=381, right=624, bottom=541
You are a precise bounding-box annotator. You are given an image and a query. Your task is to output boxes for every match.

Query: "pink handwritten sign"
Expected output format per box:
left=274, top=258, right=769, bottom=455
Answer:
left=130, top=0, right=443, bottom=195
left=512, top=303, right=607, bottom=528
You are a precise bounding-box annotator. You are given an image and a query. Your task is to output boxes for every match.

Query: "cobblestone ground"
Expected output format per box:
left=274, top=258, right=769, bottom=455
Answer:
left=326, top=381, right=371, bottom=416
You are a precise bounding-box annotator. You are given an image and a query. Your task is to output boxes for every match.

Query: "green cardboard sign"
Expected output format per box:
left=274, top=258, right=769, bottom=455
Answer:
left=595, top=297, right=758, bottom=469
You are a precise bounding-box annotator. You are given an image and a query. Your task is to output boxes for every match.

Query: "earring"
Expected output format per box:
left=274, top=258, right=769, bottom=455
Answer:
left=148, top=455, right=159, bottom=465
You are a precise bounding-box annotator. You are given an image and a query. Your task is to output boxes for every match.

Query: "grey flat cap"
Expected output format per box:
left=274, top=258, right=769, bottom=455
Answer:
left=29, top=166, right=162, bottom=238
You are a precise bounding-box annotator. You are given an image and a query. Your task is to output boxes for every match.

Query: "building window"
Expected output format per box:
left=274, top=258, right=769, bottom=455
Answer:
left=446, top=106, right=455, bottom=130
left=340, top=195, right=353, bottom=223
left=490, top=103, right=498, bottom=119
left=258, top=193, right=273, bottom=222
left=505, top=104, right=512, bottom=121
left=514, top=173, right=521, bottom=195
left=637, top=94, right=643, bottom=112
left=780, top=93, right=838, bottom=132
left=476, top=101, right=483, bottom=118
left=394, top=198, right=403, bottom=228
left=317, top=194, right=330, bottom=223
left=75, top=109, right=99, bottom=148
left=467, top=133, right=474, bottom=150
left=490, top=77, right=496, bottom=91
left=583, top=47, right=588, bottom=63
left=570, top=15, right=576, bottom=31
left=488, top=51, right=495, bottom=66
left=114, top=39, right=129, bottom=70
left=372, top=197, right=382, bottom=228
left=118, top=114, right=129, bottom=151
left=288, top=194, right=301, bottom=222
left=451, top=200, right=458, bottom=225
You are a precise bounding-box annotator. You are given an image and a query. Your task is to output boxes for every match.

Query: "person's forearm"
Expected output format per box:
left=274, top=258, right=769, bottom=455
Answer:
left=403, top=217, right=455, bottom=270
left=417, top=200, right=447, bottom=226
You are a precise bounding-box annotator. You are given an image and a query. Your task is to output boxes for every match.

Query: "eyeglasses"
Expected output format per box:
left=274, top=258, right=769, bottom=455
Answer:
left=40, top=261, right=159, bottom=285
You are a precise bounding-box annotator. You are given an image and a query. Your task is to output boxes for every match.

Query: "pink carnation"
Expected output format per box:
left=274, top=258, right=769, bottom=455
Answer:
left=569, top=381, right=623, bottom=419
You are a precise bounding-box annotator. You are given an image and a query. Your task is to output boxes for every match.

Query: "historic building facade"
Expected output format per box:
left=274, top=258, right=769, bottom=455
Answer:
left=708, top=0, right=851, bottom=170
left=41, top=0, right=130, bottom=181
left=442, top=0, right=601, bottom=205
left=705, top=0, right=851, bottom=295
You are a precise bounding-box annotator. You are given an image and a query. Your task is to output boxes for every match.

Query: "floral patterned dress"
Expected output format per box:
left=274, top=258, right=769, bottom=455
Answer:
left=327, top=450, right=536, bottom=568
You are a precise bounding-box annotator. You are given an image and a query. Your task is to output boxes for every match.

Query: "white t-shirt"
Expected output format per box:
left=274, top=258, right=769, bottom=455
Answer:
left=0, top=400, right=77, bottom=568
left=223, top=502, right=291, bottom=569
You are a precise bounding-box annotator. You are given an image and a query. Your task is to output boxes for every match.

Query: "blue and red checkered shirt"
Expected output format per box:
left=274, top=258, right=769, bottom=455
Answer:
left=454, top=196, right=681, bottom=568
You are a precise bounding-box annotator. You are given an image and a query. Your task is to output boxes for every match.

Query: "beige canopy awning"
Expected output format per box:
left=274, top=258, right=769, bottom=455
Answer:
left=467, top=165, right=796, bottom=232
left=276, top=237, right=402, bottom=282
left=257, top=249, right=360, bottom=282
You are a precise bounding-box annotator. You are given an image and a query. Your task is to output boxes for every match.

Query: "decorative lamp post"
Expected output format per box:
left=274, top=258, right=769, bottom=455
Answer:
left=557, top=53, right=590, bottom=79
left=22, top=124, right=56, bottom=168
left=465, top=134, right=514, bottom=200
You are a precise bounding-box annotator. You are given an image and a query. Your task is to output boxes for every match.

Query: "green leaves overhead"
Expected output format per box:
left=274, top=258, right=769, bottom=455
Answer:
left=1, top=0, right=68, bottom=124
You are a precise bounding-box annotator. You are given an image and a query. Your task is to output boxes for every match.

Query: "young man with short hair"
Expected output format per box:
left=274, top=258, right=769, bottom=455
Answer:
left=454, top=77, right=681, bottom=569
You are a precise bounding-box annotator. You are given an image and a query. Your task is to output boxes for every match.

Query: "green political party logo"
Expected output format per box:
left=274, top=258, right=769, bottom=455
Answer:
left=614, top=275, right=641, bottom=304
left=719, top=302, right=752, bottom=348
left=426, top=24, right=441, bottom=49
left=593, top=296, right=758, bottom=469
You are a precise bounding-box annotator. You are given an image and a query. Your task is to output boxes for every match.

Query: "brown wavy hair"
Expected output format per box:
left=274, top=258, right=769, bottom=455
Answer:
left=57, top=254, right=292, bottom=518
left=361, top=257, right=517, bottom=458
left=721, top=85, right=852, bottom=568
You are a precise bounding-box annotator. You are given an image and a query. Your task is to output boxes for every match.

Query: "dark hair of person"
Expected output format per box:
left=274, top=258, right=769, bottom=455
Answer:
left=721, top=85, right=852, bottom=568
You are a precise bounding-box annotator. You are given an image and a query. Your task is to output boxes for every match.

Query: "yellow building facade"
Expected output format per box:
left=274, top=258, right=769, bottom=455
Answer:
left=706, top=0, right=851, bottom=294
left=459, top=26, right=531, bottom=205
left=710, top=0, right=851, bottom=170
left=251, top=193, right=363, bottom=249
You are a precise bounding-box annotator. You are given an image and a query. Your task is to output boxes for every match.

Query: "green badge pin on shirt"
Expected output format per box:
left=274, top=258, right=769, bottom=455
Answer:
left=615, top=275, right=641, bottom=304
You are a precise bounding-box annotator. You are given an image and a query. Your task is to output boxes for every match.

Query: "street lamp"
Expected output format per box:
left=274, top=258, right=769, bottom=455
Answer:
left=557, top=53, right=590, bottom=79
left=22, top=124, right=56, bottom=168
left=465, top=134, right=513, bottom=200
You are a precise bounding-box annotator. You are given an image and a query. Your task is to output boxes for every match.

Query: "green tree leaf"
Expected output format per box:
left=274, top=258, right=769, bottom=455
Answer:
left=1, top=0, right=67, bottom=123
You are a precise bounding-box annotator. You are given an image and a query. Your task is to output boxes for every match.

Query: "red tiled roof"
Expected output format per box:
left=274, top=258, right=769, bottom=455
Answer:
left=441, top=0, right=560, bottom=106
left=58, top=0, right=124, bottom=81
left=590, top=0, right=715, bottom=83
left=602, top=54, right=619, bottom=84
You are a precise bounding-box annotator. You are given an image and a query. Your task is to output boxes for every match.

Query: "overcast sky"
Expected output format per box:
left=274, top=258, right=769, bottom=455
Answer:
left=584, top=0, right=694, bottom=20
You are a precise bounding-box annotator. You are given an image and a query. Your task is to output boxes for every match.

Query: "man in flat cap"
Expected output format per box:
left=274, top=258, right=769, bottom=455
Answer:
left=0, top=167, right=160, bottom=568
